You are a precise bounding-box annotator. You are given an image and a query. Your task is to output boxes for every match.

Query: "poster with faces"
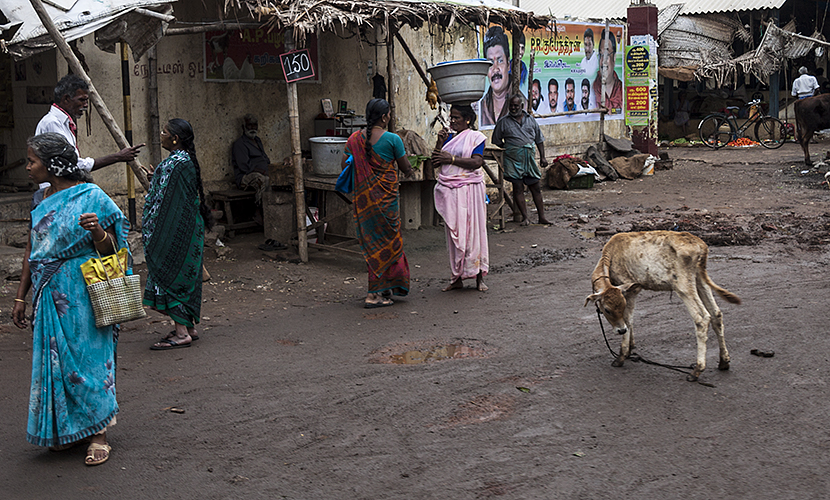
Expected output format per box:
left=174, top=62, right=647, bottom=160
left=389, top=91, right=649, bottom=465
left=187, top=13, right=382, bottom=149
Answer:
left=474, top=22, right=625, bottom=129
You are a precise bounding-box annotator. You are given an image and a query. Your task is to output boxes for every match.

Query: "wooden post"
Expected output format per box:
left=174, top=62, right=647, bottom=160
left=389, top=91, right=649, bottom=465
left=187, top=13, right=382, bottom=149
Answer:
left=28, top=0, right=149, bottom=190
left=120, top=42, right=137, bottom=227
left=511, top=26, right=522, bottom=97
left=387, top=23, right=397, bottom=133
left=147, top=45, right=162, bottom=167
left=526, top=50, right=535, bottom=113
left=599, top=19, right=609, bottom=143
left=286, top=28, right=308, bottom=262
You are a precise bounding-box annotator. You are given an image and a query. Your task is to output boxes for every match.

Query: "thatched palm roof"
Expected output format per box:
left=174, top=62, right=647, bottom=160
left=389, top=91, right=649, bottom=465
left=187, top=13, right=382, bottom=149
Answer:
left=226, top=0, right=550, bottom=45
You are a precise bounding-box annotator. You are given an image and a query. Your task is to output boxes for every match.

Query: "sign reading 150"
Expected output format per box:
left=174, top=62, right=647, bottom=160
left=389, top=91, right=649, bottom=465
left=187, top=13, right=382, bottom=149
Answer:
left=280, top=49, right=316, bottom=82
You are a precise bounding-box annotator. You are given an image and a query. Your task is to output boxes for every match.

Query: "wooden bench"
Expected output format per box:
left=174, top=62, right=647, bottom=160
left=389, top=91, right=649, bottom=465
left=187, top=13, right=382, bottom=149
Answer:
left=209, top=189, right=260, bottom=237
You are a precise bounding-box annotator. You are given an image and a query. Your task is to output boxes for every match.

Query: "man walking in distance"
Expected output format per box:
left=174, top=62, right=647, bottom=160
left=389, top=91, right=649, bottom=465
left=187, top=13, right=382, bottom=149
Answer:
left=792, top=66, right=819, bottom=100
left=36, top=74, right=143, bottom=188
left=491, top=95, right=551, bottom=226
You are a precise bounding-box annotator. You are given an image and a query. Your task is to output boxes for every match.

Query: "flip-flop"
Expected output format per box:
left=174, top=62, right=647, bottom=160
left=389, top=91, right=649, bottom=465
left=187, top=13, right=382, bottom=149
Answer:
left=161, top=331, right=199, bottom=342
left=364, top=299, right=394, bottom=309
left=150, top=338, right=192, bottom=350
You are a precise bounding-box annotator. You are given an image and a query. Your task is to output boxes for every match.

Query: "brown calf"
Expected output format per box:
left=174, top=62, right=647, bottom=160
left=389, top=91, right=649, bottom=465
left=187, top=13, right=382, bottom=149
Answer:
left=585, top=231, right=741, bottom=382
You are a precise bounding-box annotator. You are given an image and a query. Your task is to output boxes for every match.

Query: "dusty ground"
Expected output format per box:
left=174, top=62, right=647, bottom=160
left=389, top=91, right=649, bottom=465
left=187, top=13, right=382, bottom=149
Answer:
left=1, top=140, right=830, bottom=499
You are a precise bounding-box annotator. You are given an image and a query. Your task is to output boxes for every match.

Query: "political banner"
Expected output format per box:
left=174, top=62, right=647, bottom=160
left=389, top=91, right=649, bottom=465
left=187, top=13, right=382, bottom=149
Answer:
left=205, top=29, right=320, bottom=82
left=474, top=22, right=625, bottom=129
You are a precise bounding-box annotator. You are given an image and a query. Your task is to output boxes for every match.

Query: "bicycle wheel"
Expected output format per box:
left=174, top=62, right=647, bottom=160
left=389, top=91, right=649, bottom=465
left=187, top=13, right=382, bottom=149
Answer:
left=698, top=115, right=731, bottom=149
left=755, top=117, right=786, bottom=149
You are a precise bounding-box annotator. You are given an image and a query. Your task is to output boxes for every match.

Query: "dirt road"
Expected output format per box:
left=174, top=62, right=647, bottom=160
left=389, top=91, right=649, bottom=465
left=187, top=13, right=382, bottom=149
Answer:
left=1, top=142, right=829, bottom=499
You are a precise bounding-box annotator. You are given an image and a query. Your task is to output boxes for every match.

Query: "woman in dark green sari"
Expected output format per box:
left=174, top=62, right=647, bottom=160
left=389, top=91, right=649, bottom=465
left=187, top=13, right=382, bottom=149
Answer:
left=143, top=119, right=210, bottom=350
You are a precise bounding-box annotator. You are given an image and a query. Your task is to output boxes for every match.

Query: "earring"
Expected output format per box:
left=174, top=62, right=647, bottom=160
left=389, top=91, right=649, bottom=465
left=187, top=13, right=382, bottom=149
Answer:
left=173, top=140, right=177, bottom=144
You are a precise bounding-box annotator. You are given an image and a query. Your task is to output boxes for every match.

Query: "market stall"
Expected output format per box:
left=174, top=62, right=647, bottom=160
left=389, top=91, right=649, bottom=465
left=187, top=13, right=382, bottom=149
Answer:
left=228, top=0, right=550, bottom=262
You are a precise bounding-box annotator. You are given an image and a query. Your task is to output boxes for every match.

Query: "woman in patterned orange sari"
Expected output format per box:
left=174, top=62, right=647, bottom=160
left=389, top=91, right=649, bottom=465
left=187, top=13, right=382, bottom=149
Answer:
left=343, top=99, right=413, bottom=308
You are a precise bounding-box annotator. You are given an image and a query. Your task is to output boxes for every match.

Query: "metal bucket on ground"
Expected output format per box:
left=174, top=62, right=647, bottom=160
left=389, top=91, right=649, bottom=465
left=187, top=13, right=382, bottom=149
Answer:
left=426, top=59, right=493, bottom=105
left=309, top=137, right=348, bottom=176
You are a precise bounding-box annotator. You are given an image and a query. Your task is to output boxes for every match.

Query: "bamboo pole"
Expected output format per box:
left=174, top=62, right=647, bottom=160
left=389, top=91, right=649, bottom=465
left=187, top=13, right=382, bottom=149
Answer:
left=120, top=42, right=137, bottom=227
left=166, top=22, right=262, bottom=36
left=393, top=30, right=430, bottom=88
left=511, top=26, right=522, bottom=97
left=147, top=45, right=162, bottom=166
left=526, top=49, right=535, bottom=113
left=387, top=22, right=397, bottom=133
left=286, top=28, right=308, bottom=262
left=28, top=0, right=149, bottom=190
left=599, top=19, right=609, bottom=143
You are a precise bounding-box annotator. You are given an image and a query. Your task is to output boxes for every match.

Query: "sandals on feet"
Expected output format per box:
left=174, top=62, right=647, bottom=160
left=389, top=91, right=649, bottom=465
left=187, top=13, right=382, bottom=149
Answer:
left=85, top=442, right=111, bottom=466
left=364, top=298, right=394, bottom=309
left=161, top=330, right=199, bottom=342
left=150, top=338, right=192, bottom=350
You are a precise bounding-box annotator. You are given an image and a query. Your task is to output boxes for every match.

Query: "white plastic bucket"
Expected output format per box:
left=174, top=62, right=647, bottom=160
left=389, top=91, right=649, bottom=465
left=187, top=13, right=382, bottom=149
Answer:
left=309, top=137, right=348, bottom=176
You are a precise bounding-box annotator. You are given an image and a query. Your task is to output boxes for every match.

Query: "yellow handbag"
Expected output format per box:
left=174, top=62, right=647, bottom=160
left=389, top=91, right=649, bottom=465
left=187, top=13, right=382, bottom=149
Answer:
left=80, top=247, right=129, bottom=285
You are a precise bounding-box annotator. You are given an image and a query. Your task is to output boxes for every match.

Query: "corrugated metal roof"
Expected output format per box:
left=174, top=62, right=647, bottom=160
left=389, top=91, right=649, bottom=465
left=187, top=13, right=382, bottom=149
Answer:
left=518, top=0, right=787, bottom=21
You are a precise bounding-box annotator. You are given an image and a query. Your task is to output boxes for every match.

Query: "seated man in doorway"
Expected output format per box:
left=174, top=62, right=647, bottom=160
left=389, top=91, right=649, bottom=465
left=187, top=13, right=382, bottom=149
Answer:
left=232, top=113, right=270, bottom=213
left=231, top=114, right=285, bottom=250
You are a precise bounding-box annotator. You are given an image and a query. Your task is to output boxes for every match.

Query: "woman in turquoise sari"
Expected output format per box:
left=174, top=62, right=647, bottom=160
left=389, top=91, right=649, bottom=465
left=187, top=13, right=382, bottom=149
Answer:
left=12, top=133, right=128, bottom=466
left=143, top=119, right=210, bottom=350
left=343, top=99, right=413, bottom=308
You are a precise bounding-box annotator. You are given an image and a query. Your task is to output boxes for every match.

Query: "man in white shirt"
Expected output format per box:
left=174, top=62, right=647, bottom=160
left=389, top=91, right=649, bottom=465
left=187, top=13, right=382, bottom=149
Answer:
left=35, top=74, right=143, bottom=188
left=792, top=66, right=819, bottom=100
left=580, top=28, right=599, bottom=80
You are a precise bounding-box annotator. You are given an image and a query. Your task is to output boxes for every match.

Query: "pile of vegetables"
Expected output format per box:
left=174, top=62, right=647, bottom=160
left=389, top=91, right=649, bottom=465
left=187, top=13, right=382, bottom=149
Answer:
left=726, top=137, right=759, bottom=147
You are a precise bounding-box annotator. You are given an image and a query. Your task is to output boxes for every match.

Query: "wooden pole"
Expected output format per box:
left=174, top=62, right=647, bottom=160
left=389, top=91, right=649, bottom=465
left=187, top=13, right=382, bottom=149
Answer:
left=286, top=28, right=308, bottom=262
left=394, top=30, right=430, bottom=88
left=28, top=0, right=149, bottom=190
left=387, top=22, right=397, bottom=133
left=511, top=26, right=522, bottom=97
left=147, top=45, right=161, bottom=166
left=120, top=42, right=137, bottom=227
left=599, top=19, right=609, bottom=143
left=526, top=50, right=535, bottom=113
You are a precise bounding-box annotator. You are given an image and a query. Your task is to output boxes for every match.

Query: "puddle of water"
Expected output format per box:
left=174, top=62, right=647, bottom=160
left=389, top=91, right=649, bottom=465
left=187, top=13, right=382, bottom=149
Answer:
left=387, top=344, right=485, bottom=364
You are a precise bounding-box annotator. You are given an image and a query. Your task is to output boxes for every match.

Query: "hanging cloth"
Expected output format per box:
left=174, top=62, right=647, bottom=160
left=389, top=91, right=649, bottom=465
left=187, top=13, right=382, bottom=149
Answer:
left=372, top=73, right=387, bottom=100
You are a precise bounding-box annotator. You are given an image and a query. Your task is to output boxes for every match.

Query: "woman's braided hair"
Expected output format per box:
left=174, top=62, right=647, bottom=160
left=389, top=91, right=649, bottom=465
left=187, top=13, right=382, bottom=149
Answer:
left=166, top=118, right=212, bottom=229
left=364, top=98, right=390, bottom=155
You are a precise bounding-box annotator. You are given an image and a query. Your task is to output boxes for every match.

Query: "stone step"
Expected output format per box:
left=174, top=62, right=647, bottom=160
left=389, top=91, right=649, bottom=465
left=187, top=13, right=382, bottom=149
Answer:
left=0, top=245, right=25, bottom=281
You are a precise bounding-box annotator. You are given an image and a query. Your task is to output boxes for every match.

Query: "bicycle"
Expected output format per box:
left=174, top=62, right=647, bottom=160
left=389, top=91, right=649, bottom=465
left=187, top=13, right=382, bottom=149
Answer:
left=698, top=99, right=787, bottom=149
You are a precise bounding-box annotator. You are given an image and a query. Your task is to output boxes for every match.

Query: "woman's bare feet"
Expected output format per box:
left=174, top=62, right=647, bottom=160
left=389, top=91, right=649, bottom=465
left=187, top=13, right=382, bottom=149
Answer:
left=538, top=218, right=551, bottom=225
left=476, top=272, right=488, bottom=292
left=442, top=279, right=463, bottom=292
left=519, top=218, right=530, bottom=227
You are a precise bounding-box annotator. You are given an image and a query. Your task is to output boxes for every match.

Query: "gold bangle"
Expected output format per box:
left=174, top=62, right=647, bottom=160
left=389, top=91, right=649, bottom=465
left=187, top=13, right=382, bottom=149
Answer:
left=95, top=233, right=109, bottom=244
left=14, top=298, right=25, bottom=303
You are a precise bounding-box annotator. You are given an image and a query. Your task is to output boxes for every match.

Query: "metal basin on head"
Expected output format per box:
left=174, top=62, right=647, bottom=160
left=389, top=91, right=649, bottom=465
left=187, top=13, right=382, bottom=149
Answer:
left=427, top=59, right=493, bottom=105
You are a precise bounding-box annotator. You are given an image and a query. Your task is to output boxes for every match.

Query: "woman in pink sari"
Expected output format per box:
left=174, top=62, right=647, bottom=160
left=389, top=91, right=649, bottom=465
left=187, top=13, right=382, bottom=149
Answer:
left=431, top=104, right=489, bottom=291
